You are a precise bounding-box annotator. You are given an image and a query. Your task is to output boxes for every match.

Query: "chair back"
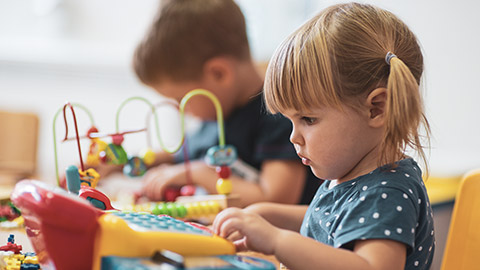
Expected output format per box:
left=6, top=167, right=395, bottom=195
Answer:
left=441, top=169, right=480, bottom=270
left=0, top=110, right=39, bottom=184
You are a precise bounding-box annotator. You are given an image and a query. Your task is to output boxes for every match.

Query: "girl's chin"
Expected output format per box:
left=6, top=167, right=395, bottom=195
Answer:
left=310, top=167, right=333, bottom=181
left=309, top=167, right=323, bottom=178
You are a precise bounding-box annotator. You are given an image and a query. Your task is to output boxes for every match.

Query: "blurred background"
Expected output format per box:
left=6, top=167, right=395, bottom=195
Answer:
left=0, top=0, right=478, bottom=189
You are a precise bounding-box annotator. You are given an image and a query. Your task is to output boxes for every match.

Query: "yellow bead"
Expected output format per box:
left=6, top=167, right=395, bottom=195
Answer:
left=141, top=148, right=156, bottom=166
left=191, top=202, right=203, bottom=215
left=199, top=201, right=209, bottom=214
left=184, top=203, right=196, bottom=217
left=208, top=201, right=221, bottom=214
left=216, top=178, right=232, bottom=195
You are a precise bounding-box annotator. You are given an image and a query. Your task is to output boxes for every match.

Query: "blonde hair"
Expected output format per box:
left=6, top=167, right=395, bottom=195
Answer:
left=133, top=0, right=250, bottom=85
left=264, top=2, right=430, bottom=169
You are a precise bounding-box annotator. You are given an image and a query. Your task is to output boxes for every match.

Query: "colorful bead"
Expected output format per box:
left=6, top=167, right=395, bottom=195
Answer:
left=163, top=187, right=181, bottom=202
left=216, top=166, right=231, bottom=178
left=104, top=143, right=128, bottom=165
left=180, top=185, right=196, bottom=196
left=86, top=138, right=107, bottom=167
left=216, top=178, right=232, bottom=195
left=123, top=156, right=147, bottom=177
left=141, top=148, right=156, bottom=166
left=111, top=134, right=124, bottom=145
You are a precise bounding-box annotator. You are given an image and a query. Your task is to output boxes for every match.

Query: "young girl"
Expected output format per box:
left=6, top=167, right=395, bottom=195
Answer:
left=213, top=3, right=434, bottom=270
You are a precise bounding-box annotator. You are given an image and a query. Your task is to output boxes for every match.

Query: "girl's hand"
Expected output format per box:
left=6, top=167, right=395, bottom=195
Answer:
left=213, top=207, right=282, bottom=254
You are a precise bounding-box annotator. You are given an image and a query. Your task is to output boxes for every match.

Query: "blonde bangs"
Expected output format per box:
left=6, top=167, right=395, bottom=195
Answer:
left=264, top=16, right=340, bottom=114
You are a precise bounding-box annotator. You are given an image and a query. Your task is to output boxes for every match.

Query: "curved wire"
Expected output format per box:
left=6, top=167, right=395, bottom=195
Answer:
left=179, top=89, right=226, bottom=146
left=115, top=96, right=185, bottom=154
left=53, top=103, right=95, bottom=186
left=120, top=89, right=226, bottom=153
left=145, top=99, right=180, bottom=149
left=52, top=89, right=226, bottom=186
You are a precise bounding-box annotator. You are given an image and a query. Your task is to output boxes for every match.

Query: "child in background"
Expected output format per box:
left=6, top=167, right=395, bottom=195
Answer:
left=213, top=3, right=434, bottom=269
left=131, top=0, right=320, bottom=206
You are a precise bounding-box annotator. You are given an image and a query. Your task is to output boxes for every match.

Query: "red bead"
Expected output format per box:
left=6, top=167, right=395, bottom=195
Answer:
left=180, top=185, right=196, bottom=196
left=216, top=166, right=231, bottom=178
left=99, top=151, right=107, bottom=163
left=164, top=187, right=181, bottom=202
left=111, top=134, right=124, bottom=145
left=86, top=126, right=98, bottom=138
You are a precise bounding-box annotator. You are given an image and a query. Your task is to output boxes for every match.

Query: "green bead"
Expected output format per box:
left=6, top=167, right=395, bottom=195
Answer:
left=151, top=204, right=161, bottom=215
left=166, top=203, right=177, bottom=217
left=159, top=203, right=169, bottom=215
left=176, top=205, right=187, bottom=218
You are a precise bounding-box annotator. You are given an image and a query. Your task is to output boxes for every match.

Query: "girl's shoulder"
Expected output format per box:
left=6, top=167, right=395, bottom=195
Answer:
left=353, top=158, right=428, bottom=202
left=374, top=158, right=425, bottom=187
left=317, top=158, right=427, bottom=203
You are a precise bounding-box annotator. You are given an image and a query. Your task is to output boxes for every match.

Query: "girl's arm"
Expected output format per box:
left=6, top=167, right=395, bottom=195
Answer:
left=273, top=230, right=406, bottom=270
left=213, top=208, right=406, bottom=270
left=244, top=202, right=307, bottom=231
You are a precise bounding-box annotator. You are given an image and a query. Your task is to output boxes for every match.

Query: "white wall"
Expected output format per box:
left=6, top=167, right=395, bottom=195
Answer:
left=0, top=0, right=479, bottom=183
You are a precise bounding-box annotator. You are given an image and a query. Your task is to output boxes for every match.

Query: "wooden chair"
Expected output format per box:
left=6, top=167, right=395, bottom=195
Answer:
left=441, top=169, right=480, bottom=270
left=0, top=110, right=39, bottom=186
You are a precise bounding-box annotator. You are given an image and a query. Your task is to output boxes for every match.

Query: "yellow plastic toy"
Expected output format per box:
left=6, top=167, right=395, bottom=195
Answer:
left=79, top=168, right=100, bottom=188
left=441, top=169, right=480, bottom=270
left=86, top=138, right=108, bottom=167
left=92, top=212, right=235, bottom=270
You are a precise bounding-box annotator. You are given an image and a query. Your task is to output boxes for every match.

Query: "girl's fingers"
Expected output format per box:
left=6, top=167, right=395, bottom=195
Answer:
left=233, top=239, right=249, bottom=252
left=225, top=231, right=243, bottom=242
left=218, top=216, right=243, bottom=239
left=213, top=207, right=242, bottom=234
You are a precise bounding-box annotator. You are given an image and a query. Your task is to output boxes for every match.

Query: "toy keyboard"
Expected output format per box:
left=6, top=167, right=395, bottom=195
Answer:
left=11, top=180, right=235, bottom=270
left=94, top=211, right=235, bottom=269
left=108, top=212, right=212, bottom=235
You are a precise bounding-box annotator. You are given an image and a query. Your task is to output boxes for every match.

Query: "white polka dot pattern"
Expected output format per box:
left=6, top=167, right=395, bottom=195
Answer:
left=299, top=158, right=435, bottom=269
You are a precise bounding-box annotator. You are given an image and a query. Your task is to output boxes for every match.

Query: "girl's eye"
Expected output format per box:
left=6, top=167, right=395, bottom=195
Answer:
left=301, top=116, right=317, bottom=125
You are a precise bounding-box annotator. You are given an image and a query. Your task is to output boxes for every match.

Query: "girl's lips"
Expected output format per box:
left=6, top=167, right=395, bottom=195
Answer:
left=301, top=157, right=311, bottom=166
left=297, top=153, right=311, bottom=166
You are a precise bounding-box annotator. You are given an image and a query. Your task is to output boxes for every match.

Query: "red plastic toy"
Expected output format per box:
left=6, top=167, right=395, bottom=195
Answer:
left=11, top=180, right=104, bottom=270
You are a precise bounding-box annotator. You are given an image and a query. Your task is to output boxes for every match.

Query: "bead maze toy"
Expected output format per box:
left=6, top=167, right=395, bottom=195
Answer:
left=52, top=89, right=237, bottom=205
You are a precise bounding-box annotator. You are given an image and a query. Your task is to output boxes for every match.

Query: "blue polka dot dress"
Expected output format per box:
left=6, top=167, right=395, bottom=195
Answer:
left=300, top=158, right=434, bottom=269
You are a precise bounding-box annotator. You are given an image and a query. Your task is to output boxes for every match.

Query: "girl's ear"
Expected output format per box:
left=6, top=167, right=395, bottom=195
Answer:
left=366, top=87, right=387, bottom=128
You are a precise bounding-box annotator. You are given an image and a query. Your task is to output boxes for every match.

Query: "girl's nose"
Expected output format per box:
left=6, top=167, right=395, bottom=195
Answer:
left=289, top=126, right=304, bottom=146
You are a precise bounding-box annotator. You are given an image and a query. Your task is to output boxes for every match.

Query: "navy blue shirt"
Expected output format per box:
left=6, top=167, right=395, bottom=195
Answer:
left=300, top=158, right=435, bottom=269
